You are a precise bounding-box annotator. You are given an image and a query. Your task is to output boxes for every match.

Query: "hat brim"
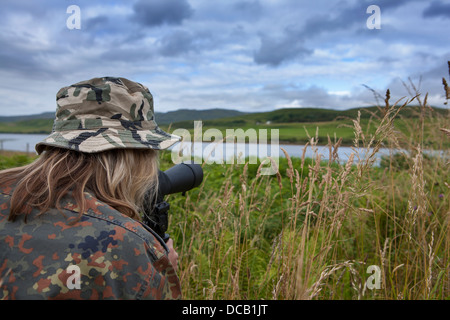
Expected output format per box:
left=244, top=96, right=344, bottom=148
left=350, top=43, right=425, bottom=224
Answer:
left=35, top=127, right=181, bottom=154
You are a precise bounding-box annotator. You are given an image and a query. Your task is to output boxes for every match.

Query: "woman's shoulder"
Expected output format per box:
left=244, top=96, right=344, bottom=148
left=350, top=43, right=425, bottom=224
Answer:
left=0, top=189, right=180, bottom=299
left=62, top=191, right=169, bottom=256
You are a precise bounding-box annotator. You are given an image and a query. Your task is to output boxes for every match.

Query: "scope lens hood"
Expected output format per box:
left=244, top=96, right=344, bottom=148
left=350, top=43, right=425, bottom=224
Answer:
left=158, top=162, right=203, bottom=196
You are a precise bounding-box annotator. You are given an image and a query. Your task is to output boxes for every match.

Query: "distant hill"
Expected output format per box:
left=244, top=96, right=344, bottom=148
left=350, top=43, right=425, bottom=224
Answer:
left=225, top=105, right=449, bottom=124
left=154, top=108, right=246, bottom=124
left=0, top=108, right=248, bottom=133
left=0, top=112, right=55, bottom=123
left=0, top=105, right=447, bottom=134
left=0, top=109, right=246, bottom=123
left=170, top=105, right=449, bottom=129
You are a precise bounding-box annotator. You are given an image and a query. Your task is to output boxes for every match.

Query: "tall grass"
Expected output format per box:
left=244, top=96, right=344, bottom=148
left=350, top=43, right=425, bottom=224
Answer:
left=163, top=73, right=449, bottom=300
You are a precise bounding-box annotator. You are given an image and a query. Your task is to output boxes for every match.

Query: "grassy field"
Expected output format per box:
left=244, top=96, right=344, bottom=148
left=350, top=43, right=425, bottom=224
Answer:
left=158, top=89, right=449, bottom=300
left=0, top=118, right=53, bottom=134
left=165, top=119, right=361, bottom=145
left=163, top=113, right=449, bottom=149
left=0, top=84, right=449, bottom=300
left=159, top=101, right=450, bottom=299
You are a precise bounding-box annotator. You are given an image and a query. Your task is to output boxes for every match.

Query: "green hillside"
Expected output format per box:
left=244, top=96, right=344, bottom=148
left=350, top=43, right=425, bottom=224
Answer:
left=163, top=105, right=449, bottom=146
left=0, top=112, right=55, bottom=123
left=155, top=108, right=246, bottom=124
left=188, top=105, right=448, bottom=126
left=0, top=108, right=246, bottom=133
left=0, top=118, right=54, bottom=134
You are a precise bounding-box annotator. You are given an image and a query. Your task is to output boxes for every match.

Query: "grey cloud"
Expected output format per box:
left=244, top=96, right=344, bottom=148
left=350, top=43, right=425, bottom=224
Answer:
left=158, top=28, right=222, bottom=58
left=193, top=0, right=262, bottom=23
left=253, top=35, right=312, bottom=67
left=423, top=1, right=450, bottom=19
left=298, top=0, right=416, bottom=38
left=259, top=83, right=356, bottom=110
left=232, top=1, right=263, bottom=21
left=253, top=0, right=418, bottom=67
left=252, top=2, right=362, bottom=66
left=0, top=0, right=58, bottom=19
left=158, top=30, right=197, bottom=57
left=0, top=31, right=69, bottom=80
left=132, top=0, right=193, bottom=27
left=85, top=15, right=109, bottom=30
left=420, top=57, right=450, bottom=80
left=100, top=47, right=155, bottom=62
left=0, top=51, right=39, bottom=74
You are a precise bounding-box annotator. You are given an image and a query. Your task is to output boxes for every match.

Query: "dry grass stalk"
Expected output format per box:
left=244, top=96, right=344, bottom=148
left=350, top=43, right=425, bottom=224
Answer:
left=167, top=68, right=450, bottom=300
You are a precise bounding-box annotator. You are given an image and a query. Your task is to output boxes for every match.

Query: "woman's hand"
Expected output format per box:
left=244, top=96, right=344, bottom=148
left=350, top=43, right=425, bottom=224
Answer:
left=166, top=238, right=179, bottom=272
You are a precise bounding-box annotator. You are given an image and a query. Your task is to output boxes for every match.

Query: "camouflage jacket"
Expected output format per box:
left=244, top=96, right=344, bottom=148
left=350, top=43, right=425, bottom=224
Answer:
left=0, top=181, right=181, bottom=300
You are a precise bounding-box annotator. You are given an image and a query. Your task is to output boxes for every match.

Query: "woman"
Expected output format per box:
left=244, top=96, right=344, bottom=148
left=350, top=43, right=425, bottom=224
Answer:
left=0, top=77, right=181, bottom=299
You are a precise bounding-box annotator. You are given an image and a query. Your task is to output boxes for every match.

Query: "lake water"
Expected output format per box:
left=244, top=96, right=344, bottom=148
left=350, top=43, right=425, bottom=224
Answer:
left=0, top=133, right=49, bottom=153
left=0, top=133, right=394, bottom=166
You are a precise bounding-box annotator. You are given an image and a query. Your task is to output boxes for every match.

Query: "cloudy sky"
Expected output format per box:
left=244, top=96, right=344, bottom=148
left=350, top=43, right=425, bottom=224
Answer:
left=0, top=0, right=449, bottom=116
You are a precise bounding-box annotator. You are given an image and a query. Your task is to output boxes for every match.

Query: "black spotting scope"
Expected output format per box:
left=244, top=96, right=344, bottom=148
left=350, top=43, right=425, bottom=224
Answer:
left=158, top=162, right=203, bottom=197
left=143, top=162, right=203, bottom=242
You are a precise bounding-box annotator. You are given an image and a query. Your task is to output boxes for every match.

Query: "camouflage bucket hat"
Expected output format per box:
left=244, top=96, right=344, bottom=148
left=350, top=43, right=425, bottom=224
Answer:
left=35, top=77, right=181, bottom=154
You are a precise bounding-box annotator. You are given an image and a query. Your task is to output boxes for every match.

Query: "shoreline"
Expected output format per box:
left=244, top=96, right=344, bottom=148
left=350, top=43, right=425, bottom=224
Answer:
left=0, top=132, right=355, bottom=148
left=1, top=132, right=446, bottom=154
left=0, top=150, right=37, bottom=156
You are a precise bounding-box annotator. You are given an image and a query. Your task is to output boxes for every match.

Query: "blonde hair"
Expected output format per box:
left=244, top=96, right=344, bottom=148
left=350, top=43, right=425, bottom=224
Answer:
left=0, top=147, right=159, bottom=222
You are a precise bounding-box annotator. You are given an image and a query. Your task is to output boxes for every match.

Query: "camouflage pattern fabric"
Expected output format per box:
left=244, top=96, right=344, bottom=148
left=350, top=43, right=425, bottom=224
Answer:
left=0, top=181, right=182, bottom=300
left=35, top=77, right=181, bottom=154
